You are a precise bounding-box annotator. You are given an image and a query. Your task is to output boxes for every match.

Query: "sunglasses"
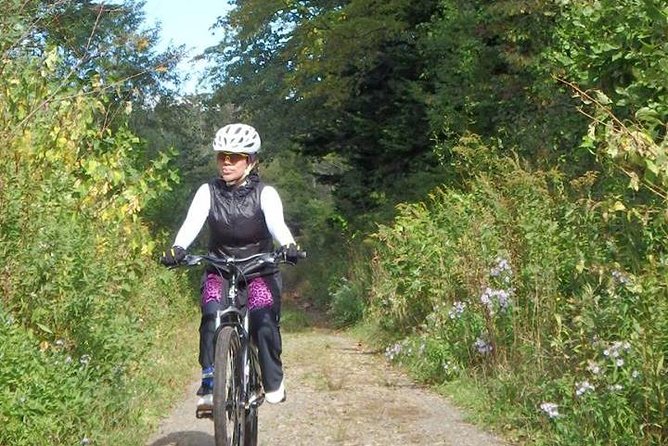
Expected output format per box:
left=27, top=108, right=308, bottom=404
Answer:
left=217, top=152, right=249, bottom=163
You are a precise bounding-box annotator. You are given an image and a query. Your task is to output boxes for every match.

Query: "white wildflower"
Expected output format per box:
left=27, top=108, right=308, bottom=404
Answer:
left=539, top=402, right=560, bottom=418
left=575, top=380, right=595, bottom=397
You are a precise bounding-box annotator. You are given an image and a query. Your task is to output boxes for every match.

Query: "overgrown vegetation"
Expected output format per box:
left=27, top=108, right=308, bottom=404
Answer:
left=209, top=0, right=665, bottom=444
left=363, top=140, right=667, bottom=444
left=0, top=3, right=198, bottom=445
left=2, top=0, right=667, bottom=445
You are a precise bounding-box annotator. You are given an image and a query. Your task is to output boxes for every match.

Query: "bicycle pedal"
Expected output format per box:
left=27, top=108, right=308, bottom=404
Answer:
left=195, top=407, right=213, bottom=419
left=248, top=393, right=265, bottom=407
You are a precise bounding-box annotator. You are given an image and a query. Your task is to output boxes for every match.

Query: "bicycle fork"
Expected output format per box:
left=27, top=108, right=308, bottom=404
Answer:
left=242, top=311, right=264, bottom=409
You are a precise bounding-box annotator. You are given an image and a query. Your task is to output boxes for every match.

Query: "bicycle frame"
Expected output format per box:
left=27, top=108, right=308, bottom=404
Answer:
left=173, top=249, right=304, bottom=445
left=179, top=252, right=281, bottom=422
left=213, top=267, right=262, bottom=412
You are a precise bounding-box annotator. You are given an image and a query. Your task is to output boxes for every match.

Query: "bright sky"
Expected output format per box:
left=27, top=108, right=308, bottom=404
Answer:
left=142, top=0, right=233, bottom=93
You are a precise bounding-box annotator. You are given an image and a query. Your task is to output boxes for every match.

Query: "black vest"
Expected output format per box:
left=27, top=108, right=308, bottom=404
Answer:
left=207, top=173, right=275, bottom=263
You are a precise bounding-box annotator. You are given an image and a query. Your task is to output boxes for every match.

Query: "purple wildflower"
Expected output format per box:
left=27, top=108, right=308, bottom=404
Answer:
left=611, top=270, right=629, bottom=285
left=384, top=343, right=403, bottom=361
left=448, top=301, right=467, bottom=319
left=490, top=257, right=513, bottom=278
left=474, top=337, right=493, bottom=354
left=480, top=287, right=513, bottom=311
left=586, top=361, right=602, bottom=375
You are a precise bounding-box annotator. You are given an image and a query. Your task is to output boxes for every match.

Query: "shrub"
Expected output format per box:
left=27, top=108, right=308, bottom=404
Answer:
left=339, top=138, right=667, bottom=445
left=0, top=46, right=197, bottom=445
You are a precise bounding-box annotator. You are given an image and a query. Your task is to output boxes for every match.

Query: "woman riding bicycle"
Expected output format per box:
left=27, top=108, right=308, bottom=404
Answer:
left=160, top=123, right=300, bottom=409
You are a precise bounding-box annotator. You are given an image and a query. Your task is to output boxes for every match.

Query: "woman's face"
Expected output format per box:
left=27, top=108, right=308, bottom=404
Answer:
left=217, top=152, right=250, bottom=184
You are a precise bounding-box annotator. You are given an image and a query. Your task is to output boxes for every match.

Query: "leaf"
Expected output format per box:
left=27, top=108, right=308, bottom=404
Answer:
left=628, top=172, right=640, bottom=191
left=85, top=159, right=99, bottom=174
left=36, top=323, right=53, bottom=334
left=611, top=201, right=626, bottom=212
left=44, top=49, right=59, bottom=70
left=554, top=313, right=562, bottom=332
left=645, top=159, right=659, bottom=175
left=635, top=107, right=663, bottom=126
left=658, top=355, right=664, bottom=375
left=593, top=90, right=612, bottom=105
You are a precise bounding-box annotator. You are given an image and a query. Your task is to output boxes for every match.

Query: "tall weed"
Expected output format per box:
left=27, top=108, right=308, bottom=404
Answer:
left=337, top=138, right=667, bottom=445
left=0, top=44, right=197, bottom=445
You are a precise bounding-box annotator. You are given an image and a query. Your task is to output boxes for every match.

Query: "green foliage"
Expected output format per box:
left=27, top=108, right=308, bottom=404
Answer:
left=551, top=0, right=668, bottom=126
left=336, top=140, right=667, bottom=444
left=0, top=309, right=95, bottom=445
left=549, top=0, right=668, bottom=192
left=260, top=150, right=352, bottom=305
left=261, top=151, right=337, bottom=241
left=421, top=0, right=575, bottom=153
left=280, top=305, right=311, bottom=333
left=0, top=28, right=196, bottom=445
left=37, top=1, right=183, bottom=106
left=206, top=0, right=444, bottom=230
left=128, top=94, right=229, bottom=234
left=202, top=0, right=667, bottom=230
left=328, top=277, right=366, bottom=328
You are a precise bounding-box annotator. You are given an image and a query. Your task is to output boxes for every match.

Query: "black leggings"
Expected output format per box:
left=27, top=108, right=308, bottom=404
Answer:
left=198, top=272, right=284, bottom=392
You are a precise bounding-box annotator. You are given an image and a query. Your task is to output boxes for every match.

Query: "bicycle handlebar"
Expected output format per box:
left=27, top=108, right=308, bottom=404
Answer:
left=173, top=249, right=307, bottom=277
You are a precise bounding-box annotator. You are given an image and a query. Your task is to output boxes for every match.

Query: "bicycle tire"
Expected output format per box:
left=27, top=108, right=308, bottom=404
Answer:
left=214, top=326, right=243, bottom=446
left=243, top=347, right=261, bottom=446
left=244, top=407, right=258, bottom=446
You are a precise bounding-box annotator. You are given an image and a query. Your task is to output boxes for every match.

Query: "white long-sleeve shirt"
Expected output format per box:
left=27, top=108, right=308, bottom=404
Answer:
left=173, top=183, right=295, bottom=249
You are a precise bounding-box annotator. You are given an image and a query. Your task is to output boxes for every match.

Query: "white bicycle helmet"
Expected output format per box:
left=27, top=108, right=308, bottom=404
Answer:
left=212, top=123, right=261, bottom=154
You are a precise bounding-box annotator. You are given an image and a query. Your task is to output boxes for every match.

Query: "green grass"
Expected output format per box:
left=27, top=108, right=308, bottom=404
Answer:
left=437, top=376, right=540, bottom=446
left=131, top=317, right=200, bottom=445
left=280, top=304, right=312, bottom=333
left=346, top=319, right=396, bottom=349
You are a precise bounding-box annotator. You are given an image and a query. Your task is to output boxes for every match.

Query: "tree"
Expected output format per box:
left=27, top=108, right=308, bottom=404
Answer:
left=551, top=0, right=668, bottom=138
left=5, top=0, right=184, bottom=128
left=129, top=93, right=237, bottom=232
left=205, top=0, right=443, bottom=228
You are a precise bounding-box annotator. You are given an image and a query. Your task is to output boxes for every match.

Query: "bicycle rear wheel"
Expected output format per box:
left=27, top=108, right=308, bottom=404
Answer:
left=214, top=326, right=243, bottom=446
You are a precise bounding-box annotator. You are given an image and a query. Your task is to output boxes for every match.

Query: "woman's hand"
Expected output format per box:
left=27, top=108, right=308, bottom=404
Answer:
left=280, top=243, right=302, bottom=264
left=160, top=246, right=187, bottom=266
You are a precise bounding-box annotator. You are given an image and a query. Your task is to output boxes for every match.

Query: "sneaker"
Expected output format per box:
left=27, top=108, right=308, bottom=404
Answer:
left=197, top=393, right=213, bottom=409
left=196, top=383, right=212, bottom=396
left=196, top=368, right=214, bottom=414
left=265, top=380, right=286, bottom=404
left=197, top=366, right=214, bottom=396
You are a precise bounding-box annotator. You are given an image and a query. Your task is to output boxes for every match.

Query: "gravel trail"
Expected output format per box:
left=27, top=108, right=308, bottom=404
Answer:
left=146, top=328, right=508, bottom=446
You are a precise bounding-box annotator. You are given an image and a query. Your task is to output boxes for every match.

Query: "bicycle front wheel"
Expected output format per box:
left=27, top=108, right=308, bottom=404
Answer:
left=214, top=326, right=243, bottom=446
left=243, top=346, right=261, bottom=446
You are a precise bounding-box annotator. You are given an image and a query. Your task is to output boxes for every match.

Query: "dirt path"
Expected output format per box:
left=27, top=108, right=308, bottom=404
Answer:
left=146, top=328, right=508, bottom=446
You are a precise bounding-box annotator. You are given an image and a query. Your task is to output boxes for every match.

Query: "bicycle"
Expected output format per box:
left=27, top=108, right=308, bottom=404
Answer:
left=174, top=249, right=304, bottom=446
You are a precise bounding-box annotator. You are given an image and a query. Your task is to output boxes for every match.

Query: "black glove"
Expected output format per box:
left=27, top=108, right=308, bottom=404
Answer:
left=280, top=243, right=302, bottom=264
left=160, top=245, right=186, bottom=266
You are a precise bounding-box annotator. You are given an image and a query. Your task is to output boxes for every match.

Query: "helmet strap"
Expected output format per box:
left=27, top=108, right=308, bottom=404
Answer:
left=243, top=160, right=258, bottom=179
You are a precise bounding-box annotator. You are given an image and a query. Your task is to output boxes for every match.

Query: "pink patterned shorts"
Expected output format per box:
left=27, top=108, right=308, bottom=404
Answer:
left=202, top=273, right=273, bottom=310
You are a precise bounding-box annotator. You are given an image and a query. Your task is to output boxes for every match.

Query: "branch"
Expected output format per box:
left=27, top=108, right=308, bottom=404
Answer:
left=556, top=77, right=629, bottom=131
left=556, top=76, right=668, bottom=200
left=85, top=0, right=105, bottom=52
left=618, top=165, right=667, bottom=200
